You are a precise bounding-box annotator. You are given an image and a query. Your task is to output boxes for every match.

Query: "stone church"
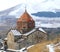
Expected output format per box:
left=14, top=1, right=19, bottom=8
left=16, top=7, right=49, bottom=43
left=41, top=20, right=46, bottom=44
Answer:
left=6, top=10, right=47, bottom=50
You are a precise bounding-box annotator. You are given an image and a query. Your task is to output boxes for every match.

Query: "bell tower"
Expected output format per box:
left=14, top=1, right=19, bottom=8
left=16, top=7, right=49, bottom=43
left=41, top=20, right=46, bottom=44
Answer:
left=16, top=9, right=35, bottom=34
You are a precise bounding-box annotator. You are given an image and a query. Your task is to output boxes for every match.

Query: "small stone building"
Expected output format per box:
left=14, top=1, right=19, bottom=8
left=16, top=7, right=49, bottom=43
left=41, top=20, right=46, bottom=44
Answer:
left=6, top=10, right=47, bottom=50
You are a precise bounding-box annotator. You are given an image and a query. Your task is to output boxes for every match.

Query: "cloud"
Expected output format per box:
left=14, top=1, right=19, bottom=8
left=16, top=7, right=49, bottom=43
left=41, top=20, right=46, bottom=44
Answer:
left=0, top=0, right=60, bottom=13
left=0, top=0, right=25, bottom=11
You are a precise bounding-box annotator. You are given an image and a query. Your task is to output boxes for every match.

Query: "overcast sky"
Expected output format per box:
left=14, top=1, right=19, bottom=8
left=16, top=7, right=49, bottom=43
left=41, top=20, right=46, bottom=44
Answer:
left=0, top=0, right=60, bottom=12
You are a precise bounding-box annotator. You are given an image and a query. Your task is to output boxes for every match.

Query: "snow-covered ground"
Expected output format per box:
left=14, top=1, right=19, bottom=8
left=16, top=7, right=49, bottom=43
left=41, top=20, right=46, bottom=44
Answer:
left=47, top=44, right=55, bottom=52
left=0, top=50, right=6, bottom=52
left=46, top=42, right=60, bottom=52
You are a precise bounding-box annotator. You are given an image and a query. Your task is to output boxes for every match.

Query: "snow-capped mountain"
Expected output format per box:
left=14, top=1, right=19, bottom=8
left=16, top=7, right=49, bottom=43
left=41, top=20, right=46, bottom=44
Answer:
left=32, top=12, right=60, bottom=17
left=23, top=0, right=60, bottom=13
left=32, top=15, right=60, bottom=28
left=0, top=3, right=60, bottom=28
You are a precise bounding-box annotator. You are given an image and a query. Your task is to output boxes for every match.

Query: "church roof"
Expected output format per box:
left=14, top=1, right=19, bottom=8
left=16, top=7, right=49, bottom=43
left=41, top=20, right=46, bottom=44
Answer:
left=10, top=28, right=46, bottom=36
left=23, top=28, right=36, bottom=36
left=11, top=30, right=22, bottom=36
left=23, top=28, right=46, bottom=36
left=17, top=10, right=34, bottom=22
left=39, top=28, right=46, bottom=33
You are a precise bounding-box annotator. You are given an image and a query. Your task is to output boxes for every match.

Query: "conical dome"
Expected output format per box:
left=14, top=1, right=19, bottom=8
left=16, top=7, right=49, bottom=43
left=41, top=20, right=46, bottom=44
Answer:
left=17, top=10, right=35, bottom=34
left=17, top=10, right=34, bottom=22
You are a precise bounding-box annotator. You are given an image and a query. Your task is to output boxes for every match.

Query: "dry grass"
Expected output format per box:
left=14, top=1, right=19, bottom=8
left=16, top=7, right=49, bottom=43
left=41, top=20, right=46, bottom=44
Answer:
left=55, top=48, right=60, bottom=52
left=27, top=38, right=60, bottom=52
left=27, top=41, right=51, bottom=52
left=55, top=44, right=60, bottom=52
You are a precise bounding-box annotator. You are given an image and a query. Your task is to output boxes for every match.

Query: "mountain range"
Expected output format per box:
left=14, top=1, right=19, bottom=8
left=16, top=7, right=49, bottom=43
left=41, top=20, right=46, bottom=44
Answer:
left=0, top=4, right=60, bottom=28
left=32, top=12, right=60, bottom=17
